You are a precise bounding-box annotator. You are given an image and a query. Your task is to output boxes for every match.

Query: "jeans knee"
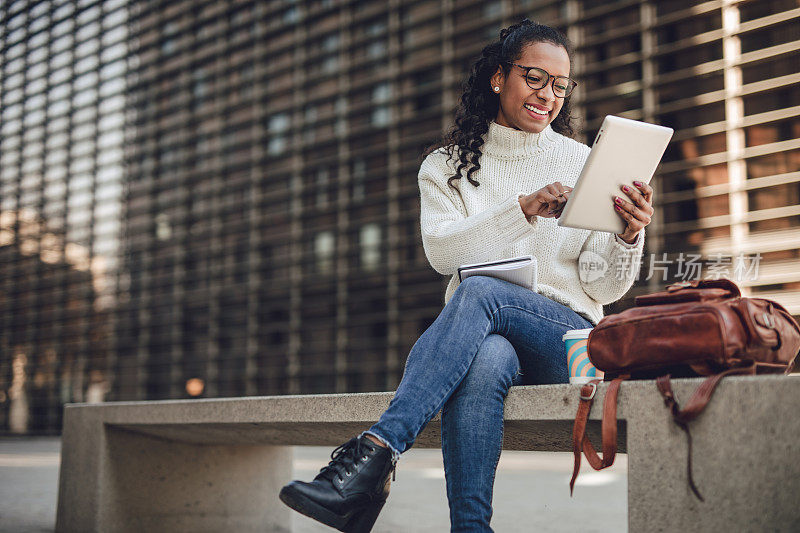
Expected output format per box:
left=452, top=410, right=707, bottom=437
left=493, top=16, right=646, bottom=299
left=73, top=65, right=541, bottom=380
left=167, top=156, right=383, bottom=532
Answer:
left=460, top=334, right=519, bottom=393
left=453, top=275, right=498, bottom=303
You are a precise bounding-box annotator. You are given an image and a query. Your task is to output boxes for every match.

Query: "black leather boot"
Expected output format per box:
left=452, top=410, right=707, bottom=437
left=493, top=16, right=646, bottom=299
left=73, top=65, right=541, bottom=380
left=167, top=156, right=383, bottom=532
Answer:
left=279, top=435, right=397, bottom=533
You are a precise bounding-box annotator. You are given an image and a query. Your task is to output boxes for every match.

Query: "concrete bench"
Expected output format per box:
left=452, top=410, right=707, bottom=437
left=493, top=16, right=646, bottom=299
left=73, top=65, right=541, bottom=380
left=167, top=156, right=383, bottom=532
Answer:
left=55, top=375, right=799, bottom=532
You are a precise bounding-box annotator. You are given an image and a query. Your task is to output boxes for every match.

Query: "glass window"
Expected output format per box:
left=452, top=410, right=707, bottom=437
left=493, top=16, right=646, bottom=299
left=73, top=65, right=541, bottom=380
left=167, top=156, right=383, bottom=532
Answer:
left=30, top=16, right=50, bottom=34
left=76, top=21, right=100, bottom=42
left=360, top=224, right=381, bottom=271
left=51, top=49, right=73, bottom=70
left=99, top=95, right=125, bottom=114
left=27, top=61, right=49, bottom=81
left=70, top=156, right=94, bottom=175
left=24, top=109, right=46, bottom=129
left=6, top=42, right=25, bottom=60
left=28, top=46, right=49, bottom=65
left=5, top=73, right=23, bottom=90
left=316, top=168, right=329, bottom=206
left=366, top=20, right=386, bottom=37
left=48, top=116, right=70, bottom=133
left=321, top=34, right=339, bottom=52
left=76, top=38, right=100, bottom=58
left=96, top=166, right=122, bottom=184
left=268, top=136, right=287, bottom=156
left=48, top=82, right=71, bottom=101
left=269, top=113, right=291, bottom=132
left=97, top=129, right=120, bottom=149
left=96, top=181, right=122, bottom=202
left=44, top=180, right=67, bottom=200
left=1, top=118, right=22, bottom=136
left=1, top=148, right=20, bottom=168
left=73, top=88, right=98, bottom=109
left=53, top=18, right=75, bottom=39
left=352, top=158, right=366, bottom=200
left=102, top=24, right=127, bottom=46
left=29, top=31, right=49, bottom=50
left=104, top=0, right=127, bottom=15
left=23, top=125, right=44, bottom=143
left=22, top=157, right=43, bottom=174
left=98, top=112, right=125, bottom=132
left=6, top=57, right=25, bottom=75
left=72, top=139, right=95, bottom=159
left=314, top=231, right=335, bottom=274
left=98, top=147, right=122, bottom=167
left=20, top=129, right=43, bottom=157
left=322, top=55, right=338, bottom=74
left=77, top=5, right=101, bottom=26
left=25, top=93, right=47, bottom=111
left=6, top=12, right=25, bottom=32
left=371, top=106, right=390, bottom=127
left=372, top=82, right=391, bottom=103
left=100, top=77, right=125, bottom=98
left=53, top=33, right=74, bottom=53
left=367, top=40, right=386, bottom=59
left=75, top=71, right=99, bottom=92
left=76, top=54, right=99, bottom=75
left=53, top=2, right=75, bottom=20
left=47, top=132, right=69, bottom=149
left=28, top=77, right=48, bottom=96
left=4, top=104, right=23, bottom=121
left=101, top=59, right=126, bottom=80
left=48, top=99, right=71, bottom=118
left=46, top=148, right=68, bottom=167
left=483, top=1, right=502, bottom=17
left=49, top=67, right=72, bottom=86
left=74, top=122, right=96, bottom=141
left=6, top=27, right=25, bottom=45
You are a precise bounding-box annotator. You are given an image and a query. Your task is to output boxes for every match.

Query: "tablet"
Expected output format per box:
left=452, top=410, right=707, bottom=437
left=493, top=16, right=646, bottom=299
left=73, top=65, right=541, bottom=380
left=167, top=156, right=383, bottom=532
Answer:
left=557, top=115, right=673, bottom=234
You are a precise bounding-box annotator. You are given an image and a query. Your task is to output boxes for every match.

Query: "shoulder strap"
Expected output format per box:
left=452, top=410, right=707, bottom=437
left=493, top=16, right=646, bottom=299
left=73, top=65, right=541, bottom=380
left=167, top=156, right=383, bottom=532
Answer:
left=569, top=377, right=625, bottom=496
left=655, top=364, right=756, bottom=501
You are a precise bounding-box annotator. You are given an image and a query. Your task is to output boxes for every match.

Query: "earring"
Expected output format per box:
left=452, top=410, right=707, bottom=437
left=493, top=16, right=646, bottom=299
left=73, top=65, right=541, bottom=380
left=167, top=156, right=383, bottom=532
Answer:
left=494, top=86, right=500, bottom=92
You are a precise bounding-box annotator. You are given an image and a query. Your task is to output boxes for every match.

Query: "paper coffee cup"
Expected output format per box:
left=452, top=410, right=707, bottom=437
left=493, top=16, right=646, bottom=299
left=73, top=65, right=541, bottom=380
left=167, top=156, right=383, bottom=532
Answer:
left=562, top=328, right=604, bottom=385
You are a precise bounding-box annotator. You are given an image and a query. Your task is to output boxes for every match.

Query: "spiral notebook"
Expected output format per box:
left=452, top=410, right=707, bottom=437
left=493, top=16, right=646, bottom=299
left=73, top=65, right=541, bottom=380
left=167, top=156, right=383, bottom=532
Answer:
left=457, top=255, right=537, bottom=291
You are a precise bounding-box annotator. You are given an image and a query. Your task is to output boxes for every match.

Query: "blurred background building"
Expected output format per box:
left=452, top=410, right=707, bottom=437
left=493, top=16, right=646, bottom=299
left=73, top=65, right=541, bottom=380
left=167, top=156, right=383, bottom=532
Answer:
left=1, top=0, right=798, bottom=433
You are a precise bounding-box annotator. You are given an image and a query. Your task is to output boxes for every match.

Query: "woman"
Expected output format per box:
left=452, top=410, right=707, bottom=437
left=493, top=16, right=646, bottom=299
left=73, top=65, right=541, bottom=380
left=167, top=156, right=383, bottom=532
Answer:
left=280, top=19, right=651, bottom=532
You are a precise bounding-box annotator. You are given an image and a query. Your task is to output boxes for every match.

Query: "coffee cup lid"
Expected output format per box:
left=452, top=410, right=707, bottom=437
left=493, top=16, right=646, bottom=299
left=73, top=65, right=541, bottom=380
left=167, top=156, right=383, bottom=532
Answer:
left=562, top=328, right=594, bottom=341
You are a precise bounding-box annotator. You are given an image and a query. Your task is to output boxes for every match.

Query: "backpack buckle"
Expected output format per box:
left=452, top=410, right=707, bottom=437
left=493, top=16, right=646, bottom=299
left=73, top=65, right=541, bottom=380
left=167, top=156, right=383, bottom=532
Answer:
left=580, top=382, right=597, bottom=401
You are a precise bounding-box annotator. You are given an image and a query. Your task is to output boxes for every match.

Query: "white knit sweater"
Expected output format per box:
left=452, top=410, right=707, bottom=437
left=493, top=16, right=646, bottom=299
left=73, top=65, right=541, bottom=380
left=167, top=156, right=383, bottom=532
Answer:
left=418, top=121, right=645, bottom=326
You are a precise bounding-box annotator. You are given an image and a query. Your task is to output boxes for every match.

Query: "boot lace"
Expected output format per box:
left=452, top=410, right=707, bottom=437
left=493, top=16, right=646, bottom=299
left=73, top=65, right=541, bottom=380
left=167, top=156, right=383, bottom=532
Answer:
left=317, top=437, right=367, bottom=483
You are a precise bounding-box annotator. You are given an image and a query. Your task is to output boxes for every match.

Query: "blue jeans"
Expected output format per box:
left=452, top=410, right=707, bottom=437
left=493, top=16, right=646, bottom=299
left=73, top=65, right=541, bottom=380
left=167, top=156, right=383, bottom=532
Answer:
left=365, top=276, right=593, bottom=532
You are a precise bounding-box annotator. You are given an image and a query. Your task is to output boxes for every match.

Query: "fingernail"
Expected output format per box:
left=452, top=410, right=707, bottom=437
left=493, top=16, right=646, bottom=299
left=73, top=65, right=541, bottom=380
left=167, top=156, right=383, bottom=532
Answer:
left=614, top=197, right=623, bottom=204
left=615, top=205, right=622, bottom=211
left=634, top=180, right=642, bottom=187
left=622, top=185, right=629, bottom=192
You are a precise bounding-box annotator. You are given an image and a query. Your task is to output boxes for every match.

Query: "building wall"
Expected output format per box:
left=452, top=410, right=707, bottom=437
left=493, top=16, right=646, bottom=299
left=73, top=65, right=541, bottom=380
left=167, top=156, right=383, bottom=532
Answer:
left=1, top=0, right=798, bottom=432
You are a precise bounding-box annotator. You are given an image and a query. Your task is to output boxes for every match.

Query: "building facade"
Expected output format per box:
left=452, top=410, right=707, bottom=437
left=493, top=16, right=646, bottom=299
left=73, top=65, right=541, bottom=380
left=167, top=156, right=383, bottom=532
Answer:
left=1, top=0, right=798, bottom=432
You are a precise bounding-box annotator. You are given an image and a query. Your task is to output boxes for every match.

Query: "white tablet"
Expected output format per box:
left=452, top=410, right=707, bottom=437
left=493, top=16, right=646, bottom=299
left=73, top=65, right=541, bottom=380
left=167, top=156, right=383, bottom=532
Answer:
left=557, top=115, right=673, bottom=234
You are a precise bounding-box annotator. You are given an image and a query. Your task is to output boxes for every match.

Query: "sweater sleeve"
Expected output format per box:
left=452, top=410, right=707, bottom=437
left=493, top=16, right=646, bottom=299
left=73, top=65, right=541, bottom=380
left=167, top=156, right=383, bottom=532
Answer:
left=418, top=156, right=538, bottom=276
left=579, top=227, right=645, bottom=305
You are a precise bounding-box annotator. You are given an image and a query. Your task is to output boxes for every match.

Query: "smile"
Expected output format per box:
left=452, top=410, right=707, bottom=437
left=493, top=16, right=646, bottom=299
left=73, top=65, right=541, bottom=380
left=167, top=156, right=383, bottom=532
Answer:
left=523, top=103, right=549, bottom=115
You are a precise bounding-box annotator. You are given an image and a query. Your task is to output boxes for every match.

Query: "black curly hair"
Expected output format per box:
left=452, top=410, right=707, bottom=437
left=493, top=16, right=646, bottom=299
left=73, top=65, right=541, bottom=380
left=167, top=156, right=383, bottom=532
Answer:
left=423, top=19, right=577, bottom=190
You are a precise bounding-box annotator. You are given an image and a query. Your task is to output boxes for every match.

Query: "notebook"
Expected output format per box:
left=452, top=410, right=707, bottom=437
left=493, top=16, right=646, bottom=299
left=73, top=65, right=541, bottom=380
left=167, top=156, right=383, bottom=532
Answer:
left=457, top=255, right=537, bottom=291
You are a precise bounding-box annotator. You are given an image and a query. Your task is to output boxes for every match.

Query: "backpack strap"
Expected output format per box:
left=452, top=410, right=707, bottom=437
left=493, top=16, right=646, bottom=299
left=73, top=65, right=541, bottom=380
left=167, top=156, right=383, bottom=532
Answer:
left=569, top=376, right=625, bottom=496
left=655, top=364, right=757, bottom=501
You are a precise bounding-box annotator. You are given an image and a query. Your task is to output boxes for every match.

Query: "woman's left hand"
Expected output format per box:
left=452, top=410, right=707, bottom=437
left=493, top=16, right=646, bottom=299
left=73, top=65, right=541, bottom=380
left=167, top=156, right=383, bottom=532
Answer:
left=613, top=180, right=653, bottom=244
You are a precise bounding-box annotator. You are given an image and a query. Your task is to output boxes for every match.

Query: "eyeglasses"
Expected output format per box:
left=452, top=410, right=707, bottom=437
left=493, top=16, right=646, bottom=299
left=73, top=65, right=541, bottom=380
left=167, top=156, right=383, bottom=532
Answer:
left=507, top=63, right=578, bottom=98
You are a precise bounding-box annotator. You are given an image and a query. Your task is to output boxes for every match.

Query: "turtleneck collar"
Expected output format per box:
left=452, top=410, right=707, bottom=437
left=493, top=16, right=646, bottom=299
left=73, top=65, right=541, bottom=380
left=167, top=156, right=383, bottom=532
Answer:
left=483, top=120, right=559, bottom=159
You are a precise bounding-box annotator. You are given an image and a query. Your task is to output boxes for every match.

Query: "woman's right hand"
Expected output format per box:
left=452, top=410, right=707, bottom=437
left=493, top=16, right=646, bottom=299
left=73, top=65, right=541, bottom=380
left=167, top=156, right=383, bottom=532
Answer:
left=519, top=182, right=573, bottom=220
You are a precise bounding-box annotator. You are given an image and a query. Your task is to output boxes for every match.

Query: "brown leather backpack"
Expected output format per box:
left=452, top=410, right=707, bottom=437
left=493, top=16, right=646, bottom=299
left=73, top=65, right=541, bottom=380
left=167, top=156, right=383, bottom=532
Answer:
left=569, top=278, right=800, bottom=500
